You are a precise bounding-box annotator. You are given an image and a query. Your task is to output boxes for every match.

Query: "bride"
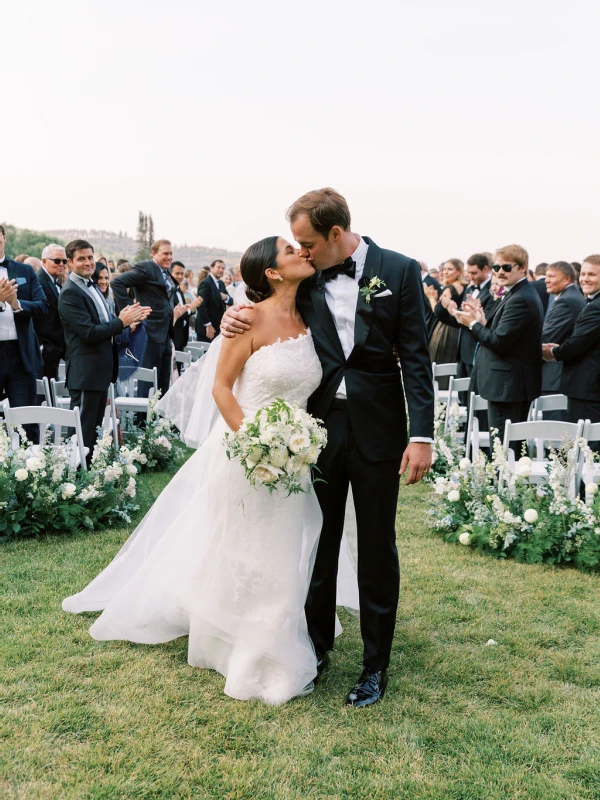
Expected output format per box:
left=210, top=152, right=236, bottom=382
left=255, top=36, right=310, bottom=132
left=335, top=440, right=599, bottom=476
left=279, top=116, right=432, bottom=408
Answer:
left=63, top=236, right=346, bottom=705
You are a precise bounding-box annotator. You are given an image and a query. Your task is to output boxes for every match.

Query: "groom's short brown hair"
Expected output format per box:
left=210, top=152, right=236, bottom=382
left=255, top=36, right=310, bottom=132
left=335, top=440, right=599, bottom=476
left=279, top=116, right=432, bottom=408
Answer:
left=287, top=188, right=351, bottom=238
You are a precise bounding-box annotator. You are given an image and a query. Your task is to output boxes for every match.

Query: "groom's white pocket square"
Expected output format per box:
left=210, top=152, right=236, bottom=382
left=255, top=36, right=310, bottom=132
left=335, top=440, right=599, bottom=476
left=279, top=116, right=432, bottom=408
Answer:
left=374, top=289, right=392, bottom=298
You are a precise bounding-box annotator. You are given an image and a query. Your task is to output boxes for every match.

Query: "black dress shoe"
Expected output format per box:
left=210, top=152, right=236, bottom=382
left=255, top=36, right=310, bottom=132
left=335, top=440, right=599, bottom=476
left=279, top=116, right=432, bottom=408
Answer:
left=345, top=667, right=388, bottom=707
left=314, top=651, right=330, bottom=684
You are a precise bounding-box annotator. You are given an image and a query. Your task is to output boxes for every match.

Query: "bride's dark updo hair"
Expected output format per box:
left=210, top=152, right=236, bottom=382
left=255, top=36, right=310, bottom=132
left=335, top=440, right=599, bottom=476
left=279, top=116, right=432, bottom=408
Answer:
left=241, top=236, right=279, bottom=303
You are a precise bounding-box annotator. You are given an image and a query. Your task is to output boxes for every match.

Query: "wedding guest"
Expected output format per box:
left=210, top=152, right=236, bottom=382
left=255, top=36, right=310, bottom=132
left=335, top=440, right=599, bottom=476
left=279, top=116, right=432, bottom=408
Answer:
left=232, top=265, right=243, bottom=286
left=34, top=243, right=68, bottom=381
left=531, top=262, right=550, bottom=314
left=429, top=266, right=441, bottom=280
left=438, top=253, right=493, bottom=380
left=170, top=261, right=202, bottom=372
left=195, top=259, right=233, bottom=342
left=427, top=259, right=466, bottom=387
left=0, top=225, right=48, bottom=442
left=15, top=254, right=29, bottom=263
left=455, top=244, right=543, bottom=442
left=59, top=239, right=150, bottom=459
left=116, top=258, right=129, bottom=268
left=197, top=267, right=209, bottom=284
left=541, top=262, right=585, bottom=406
left=92, top=263, right=116, bottom=317
left=96, top=254, right=108, bottom=267
left=183, top=268, right=195, bottom=288
left=108, top=259, right=115, bottom=273
left=24, top=257, right=42, bottom=272
left=116, top=261, right=132, bottom=274
left=572, top=262, right=582, bottom=288
left=542, top=255, right=600, bottom=432
left=111, top=239, right=180, bottom=398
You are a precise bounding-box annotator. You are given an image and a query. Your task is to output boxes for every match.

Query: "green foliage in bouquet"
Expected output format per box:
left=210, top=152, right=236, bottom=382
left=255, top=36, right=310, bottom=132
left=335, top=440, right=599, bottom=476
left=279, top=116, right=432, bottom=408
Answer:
left=0, top=426, right=140, bottom=542
left=225, top=398, right=327, bottom=495
left=427, top=436, right=600, bottom=572
left=122, top=393, right=186, bottom=472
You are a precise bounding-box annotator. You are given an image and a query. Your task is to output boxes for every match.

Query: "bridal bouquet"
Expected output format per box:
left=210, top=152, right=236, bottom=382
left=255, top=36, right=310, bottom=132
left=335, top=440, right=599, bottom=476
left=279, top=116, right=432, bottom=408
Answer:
left=225, top=398, right=327, bottom=495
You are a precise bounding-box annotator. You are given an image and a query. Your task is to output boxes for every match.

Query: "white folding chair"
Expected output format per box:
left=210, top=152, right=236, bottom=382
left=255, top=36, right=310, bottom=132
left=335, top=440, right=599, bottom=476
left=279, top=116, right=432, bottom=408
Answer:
left=185, top=341, right=211, bottom=362
left=530, top=394, right=569, bottom=421
left=3, top=405, right=88, bottom=470
left=444, top=376, right=471, bottom=432
left=502, top=418, right=584, bottom=485
left=36, top=377, right=52, bottom=407
left=114, top=366, right=158, bottom=424
left=577, top=420, right=600, bottom=495
left=50, top=378, right=71, bottom=409
left=432, top=362, right=457, bottom=404
left=465, top=392, right=490, bottom=460
left=57, top=360, right=66, bottom=380
left=100, top=383, right=120, bottom=452
left=174, top=350, right=192, bottom=373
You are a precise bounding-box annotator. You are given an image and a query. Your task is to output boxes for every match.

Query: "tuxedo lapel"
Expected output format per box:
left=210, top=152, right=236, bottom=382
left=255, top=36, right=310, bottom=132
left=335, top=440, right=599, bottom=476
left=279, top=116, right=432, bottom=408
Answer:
left=353, top=238, right=382, bottom=351
left=310, top=274, right=345, bottom=361
left=69, top=280, right=103, bottom=324
left=41, top=268, right=59, bottom=300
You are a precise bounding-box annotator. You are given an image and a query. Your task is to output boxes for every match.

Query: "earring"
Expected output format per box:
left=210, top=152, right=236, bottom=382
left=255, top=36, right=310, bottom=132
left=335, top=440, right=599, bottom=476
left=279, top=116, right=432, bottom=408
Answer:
left=277, top=274, right=284, bottom=281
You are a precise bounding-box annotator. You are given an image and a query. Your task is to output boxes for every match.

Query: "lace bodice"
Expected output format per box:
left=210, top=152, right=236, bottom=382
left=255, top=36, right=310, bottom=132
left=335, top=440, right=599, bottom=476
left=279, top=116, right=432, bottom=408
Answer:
left=234, top=330, right=322, bottom=414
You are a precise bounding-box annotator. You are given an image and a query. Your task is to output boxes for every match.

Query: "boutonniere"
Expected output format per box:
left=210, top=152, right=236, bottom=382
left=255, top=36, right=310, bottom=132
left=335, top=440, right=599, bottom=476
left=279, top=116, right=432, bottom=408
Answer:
left=359, top=276, right=386, bottom=304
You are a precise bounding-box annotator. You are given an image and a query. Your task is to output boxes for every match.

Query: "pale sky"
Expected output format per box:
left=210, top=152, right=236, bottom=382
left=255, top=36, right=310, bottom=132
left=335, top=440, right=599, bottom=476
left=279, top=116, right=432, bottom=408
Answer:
left=4, top=0, right=599, bottom=268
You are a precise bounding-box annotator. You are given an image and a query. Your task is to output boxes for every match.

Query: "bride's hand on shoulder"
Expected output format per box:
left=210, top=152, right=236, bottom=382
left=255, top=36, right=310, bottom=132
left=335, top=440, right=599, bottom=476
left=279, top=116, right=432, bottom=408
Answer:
left=221, top=303, right=255, bottom=338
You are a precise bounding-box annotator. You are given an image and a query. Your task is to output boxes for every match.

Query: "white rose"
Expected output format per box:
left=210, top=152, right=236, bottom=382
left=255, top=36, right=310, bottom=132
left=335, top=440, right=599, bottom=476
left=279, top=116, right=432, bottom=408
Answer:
left=289, top=429, right=310, bottom=454
left=458, top=531, right=471, bottom=545
left=524, top=508, right=538, bottom=524
left=459, top=458, right=471, bottom=470
left=26, top=456, right=43, bottom=471
left=585, top=483, right=598, bottom=495
left=126, top=464, right=138, bottom=476
left=447, top=489, right=460, bottom=502
left=61, top=482, right=77, bottom=499
left=253, top=463, right=283, bottom=483
left=15, top=469, right=28, bottom=481
left=518, top=456, right=532, bottom=466
left=516, top=464, right=531, bottom=478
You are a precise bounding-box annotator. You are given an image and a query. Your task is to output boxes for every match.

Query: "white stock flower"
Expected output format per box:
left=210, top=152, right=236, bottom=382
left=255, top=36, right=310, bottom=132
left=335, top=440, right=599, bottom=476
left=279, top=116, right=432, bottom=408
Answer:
left=524, top=509, right=538, bottom=524
left=289, top=429, right=310, bottom=454
left=459, top=458, right=471, bottom=470
left=61, top=482, right=77, bottom=499
left=125, top=477, right=136, bottom=497
left=458, top=531, right=471, bottom=545
left=254, top=463, right=282, bottom=483
left=26, top=456, right=43, bottom=471
left=126, top=464, right=138, bottom=476
left=447, top=489, right=461, bottom=502
left=15, top=469, right=29, bottom=481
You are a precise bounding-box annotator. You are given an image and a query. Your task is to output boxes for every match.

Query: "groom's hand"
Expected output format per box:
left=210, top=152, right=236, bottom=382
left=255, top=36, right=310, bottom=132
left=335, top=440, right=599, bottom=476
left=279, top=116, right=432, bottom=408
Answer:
left=400, top=442, right=432, bottom=485
left=221, top=303, right=254, bottom=338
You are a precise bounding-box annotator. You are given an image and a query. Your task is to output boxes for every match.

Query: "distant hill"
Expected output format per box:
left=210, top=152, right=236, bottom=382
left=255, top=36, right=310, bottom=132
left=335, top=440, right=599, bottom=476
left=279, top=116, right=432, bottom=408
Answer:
left=45, top=229, right=242, bottom=271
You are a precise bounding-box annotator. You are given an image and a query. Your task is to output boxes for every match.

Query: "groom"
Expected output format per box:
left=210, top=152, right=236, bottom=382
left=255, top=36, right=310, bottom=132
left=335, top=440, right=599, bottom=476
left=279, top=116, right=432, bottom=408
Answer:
left=222, top=188, right=434, bottom=706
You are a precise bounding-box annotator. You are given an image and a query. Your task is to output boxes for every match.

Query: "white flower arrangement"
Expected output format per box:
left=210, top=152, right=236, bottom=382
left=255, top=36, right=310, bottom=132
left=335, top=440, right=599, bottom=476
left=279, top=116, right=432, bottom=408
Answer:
left=122, top=393, right=185, bottom=472
left=225, top=398, right=327, bottom=495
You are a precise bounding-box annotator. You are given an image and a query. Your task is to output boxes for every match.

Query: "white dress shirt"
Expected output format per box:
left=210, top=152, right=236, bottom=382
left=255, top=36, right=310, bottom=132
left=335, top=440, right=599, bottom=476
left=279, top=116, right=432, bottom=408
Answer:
left=42, top=266, right=61, bottom=293
left=323, top=237, right=432, bottom=445
left=0, top=261, right=18, bottom=341
left=470, top=276, right=491, bottom=300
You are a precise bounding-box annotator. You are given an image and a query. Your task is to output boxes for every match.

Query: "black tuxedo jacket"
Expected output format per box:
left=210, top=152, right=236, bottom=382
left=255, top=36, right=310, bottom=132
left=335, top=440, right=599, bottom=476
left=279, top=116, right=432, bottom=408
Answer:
left=554, top=294, right=600, bottom=402
left=531, top=278, right=550, bottom=313
left=34, top=268, right=65, bottom=358
left=111, top=260, right=175, bottom=344
left=435, top=280, right=494, bottom=367
left=196, top=275, right=233, bottom=333
left=297, top=238, right=434, bottom=463
left=2, top=260, right=47, bottom=374
left=58, top=278, right=123, bottom=391
left=471, top=278, right=543, bottom=403
left=172, top=286, right=191, bottom=351
left=541, top=285, right=586, bottom=392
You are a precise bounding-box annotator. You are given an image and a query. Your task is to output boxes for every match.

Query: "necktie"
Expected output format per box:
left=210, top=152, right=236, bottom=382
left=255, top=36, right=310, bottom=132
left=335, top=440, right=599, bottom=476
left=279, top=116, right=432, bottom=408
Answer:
left=55, top=279, right=62, bottom=288
left=321, top=257, right=356, bottom=282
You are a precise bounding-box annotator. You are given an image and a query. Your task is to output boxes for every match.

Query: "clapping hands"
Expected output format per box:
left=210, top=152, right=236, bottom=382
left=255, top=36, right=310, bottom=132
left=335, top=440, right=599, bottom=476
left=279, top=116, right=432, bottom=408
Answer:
left=455, top=296, right=487, bottom=328
left=0, top=277, right=19, bottom=308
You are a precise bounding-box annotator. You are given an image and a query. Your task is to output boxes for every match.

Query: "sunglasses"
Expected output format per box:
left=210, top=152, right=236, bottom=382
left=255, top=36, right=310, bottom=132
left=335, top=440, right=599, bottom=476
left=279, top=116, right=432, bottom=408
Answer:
left=48, top=258, right=68, bottom=265
left=492, top=263, right=519, bottom=273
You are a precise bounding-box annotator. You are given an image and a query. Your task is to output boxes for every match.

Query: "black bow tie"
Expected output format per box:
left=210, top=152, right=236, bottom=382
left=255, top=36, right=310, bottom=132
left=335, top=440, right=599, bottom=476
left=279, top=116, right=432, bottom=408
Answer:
left=86, top=279, right=94, bottom=288
left=55, top=279, right=62, bottom=287
left=321, top=257, right=356, bottom=282
left=586, top=296, right=593, bottom=303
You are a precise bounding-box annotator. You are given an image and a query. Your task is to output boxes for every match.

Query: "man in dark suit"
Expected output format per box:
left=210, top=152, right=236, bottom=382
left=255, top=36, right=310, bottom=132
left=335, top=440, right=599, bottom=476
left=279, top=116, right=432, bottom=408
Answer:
left=111, top=239, right=182, bottom=397
left=0, top=224, right=48, bottom=440
left=221, top=188, right=434, bottom=707
left=170, top=261, right=202, bottom=373
left=531, top=263, right=550, bottom=315
left=195, top=259, right=233, bottom=342
left=59, top=239, right=150, bottom=458
left=455, top=244, right=543, bottom=440
left=34, top=243, right=68, bottom=381
left=420, top=261, right=442, bottom=329
left=541, top=262, right=585, bottom=407
left=438, top=253, right=493, bottom=380
left=543, top=256, right=600, bottom=431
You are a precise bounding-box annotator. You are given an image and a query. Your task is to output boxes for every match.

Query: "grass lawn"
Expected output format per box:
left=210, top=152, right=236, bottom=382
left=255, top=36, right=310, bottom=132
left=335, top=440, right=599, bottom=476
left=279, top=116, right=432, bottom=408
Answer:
left=2, top=469, right=600, bottom=800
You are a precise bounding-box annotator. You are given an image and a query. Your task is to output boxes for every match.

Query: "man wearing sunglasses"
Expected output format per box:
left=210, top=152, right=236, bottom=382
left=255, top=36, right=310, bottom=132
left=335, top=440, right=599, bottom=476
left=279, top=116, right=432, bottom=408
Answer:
left=454, top=244, right=543, bottom=442
left=34, top=244, right=68, bottom=381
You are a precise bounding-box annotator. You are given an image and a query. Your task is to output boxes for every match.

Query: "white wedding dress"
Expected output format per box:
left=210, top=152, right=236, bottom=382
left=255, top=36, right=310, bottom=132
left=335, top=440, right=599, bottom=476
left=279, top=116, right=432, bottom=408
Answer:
left=63, top=331, right=353, bottom=705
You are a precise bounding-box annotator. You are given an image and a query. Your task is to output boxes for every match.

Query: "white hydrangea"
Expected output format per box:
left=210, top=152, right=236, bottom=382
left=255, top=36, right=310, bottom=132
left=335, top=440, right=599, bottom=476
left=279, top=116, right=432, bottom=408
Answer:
left=79, top=485, right=101, bottom=502
left=155, top=436, right=172, bottom=451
